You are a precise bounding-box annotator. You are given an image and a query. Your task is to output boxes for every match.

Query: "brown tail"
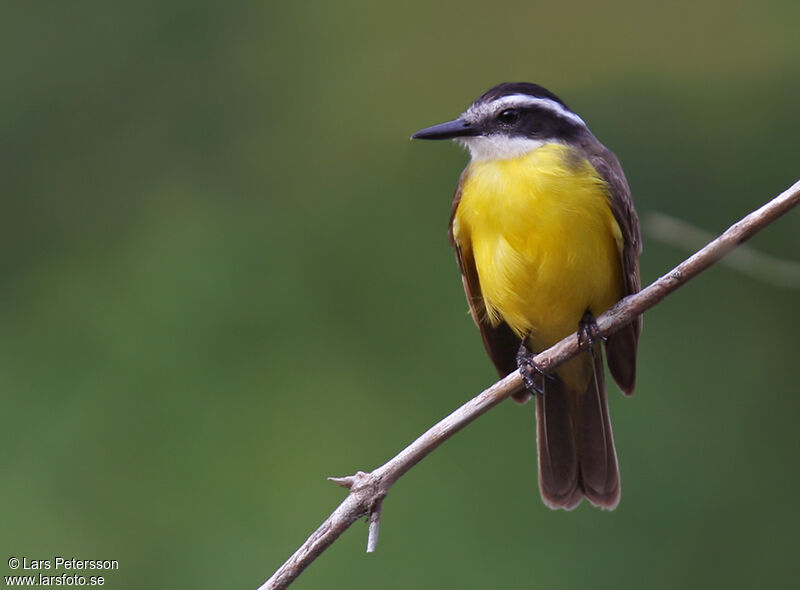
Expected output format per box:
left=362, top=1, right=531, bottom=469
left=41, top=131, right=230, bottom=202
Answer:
left=536, top=349, right=620, bottom=510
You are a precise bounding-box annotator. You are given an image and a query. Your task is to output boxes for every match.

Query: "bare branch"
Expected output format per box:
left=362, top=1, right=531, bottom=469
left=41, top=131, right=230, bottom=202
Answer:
left=257, top=179, right=800, bottom=590
left=645, top=211, right=800, bottom=288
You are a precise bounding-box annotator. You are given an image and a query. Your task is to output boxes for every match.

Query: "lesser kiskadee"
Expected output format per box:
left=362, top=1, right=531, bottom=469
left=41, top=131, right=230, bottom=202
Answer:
left=412, top=83, right=641, bottom=510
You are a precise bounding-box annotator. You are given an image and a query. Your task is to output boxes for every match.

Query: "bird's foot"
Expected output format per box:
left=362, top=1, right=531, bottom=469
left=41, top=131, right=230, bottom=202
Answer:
left=516, top=341, right=553, bottom=396
left=577, top=310, right=606, bottom=355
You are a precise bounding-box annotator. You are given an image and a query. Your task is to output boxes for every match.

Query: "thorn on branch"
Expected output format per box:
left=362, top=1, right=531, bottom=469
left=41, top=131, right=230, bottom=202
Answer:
left=328, top=474, right=357, bottom=488
left=328, top=470, right=376, bottom=491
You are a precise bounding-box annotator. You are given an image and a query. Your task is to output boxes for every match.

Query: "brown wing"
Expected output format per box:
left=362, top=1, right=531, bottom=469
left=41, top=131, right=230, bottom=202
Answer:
left=589, top=148, right=642, bottom=396
left=448, top=171, right=526, bottom=400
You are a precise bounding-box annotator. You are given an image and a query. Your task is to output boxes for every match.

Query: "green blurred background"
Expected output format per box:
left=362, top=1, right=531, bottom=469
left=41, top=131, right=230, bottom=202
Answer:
left=3, top=1, right=800, bottom=588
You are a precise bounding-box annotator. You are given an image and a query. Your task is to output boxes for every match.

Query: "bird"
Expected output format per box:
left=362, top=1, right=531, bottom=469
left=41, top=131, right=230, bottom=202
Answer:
left=412, top=82, right=641, bottom=510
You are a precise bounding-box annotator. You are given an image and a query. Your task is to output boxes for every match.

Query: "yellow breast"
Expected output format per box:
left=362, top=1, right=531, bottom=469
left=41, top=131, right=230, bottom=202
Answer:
left=453, top=143, right=624, bottom=352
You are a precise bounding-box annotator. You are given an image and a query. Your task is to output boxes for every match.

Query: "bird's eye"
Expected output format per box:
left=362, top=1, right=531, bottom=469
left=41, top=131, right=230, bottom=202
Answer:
left=497, top=108, right=520, bottom=124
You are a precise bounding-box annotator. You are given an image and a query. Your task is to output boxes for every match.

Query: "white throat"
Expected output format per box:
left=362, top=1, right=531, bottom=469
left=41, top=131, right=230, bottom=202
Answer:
left=458, top=135, right=547, bottom=162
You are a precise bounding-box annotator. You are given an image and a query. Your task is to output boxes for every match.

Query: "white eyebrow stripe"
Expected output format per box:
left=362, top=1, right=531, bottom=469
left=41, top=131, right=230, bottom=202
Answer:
left=465, top=94, right=586, bottom=126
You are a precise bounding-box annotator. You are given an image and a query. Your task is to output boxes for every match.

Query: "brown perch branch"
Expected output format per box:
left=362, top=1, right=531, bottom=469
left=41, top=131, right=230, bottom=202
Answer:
left=258, top=179, right=800, bottom=590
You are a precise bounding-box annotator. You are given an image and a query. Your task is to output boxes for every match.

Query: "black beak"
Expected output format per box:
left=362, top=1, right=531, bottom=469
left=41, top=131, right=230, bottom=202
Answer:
left=411, top=118, right=480, bottom=140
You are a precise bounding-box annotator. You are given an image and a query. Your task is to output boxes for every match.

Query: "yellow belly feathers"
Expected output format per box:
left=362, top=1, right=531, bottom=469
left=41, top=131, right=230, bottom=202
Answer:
left=453, top=143, right=623, bottom=387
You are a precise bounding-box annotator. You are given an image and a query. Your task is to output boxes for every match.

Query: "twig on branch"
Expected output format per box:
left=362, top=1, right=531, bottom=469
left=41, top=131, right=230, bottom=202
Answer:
left=366, top=499, right=383, bottom=553
left=257, top=179, right=800, bottom=590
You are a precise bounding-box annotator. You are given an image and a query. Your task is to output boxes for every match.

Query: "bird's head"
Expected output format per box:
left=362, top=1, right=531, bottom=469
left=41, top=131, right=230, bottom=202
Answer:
left=412, top=82, right=589, bottom=161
